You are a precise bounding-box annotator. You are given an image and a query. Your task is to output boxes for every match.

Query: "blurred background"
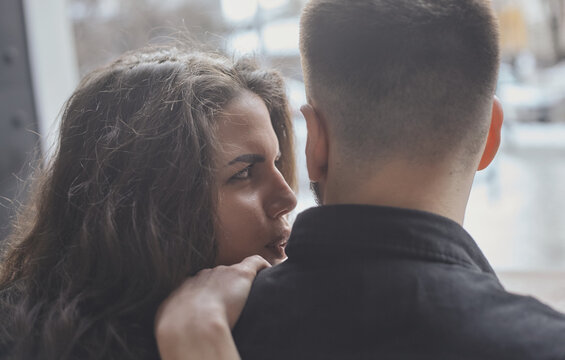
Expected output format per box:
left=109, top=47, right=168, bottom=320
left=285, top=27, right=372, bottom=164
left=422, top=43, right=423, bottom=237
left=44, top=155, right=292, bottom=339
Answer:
left=1, top=0, right=565, bottom=280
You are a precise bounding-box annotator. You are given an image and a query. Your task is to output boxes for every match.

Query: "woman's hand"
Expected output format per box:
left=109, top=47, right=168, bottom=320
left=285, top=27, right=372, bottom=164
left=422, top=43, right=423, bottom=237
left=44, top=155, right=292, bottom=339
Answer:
left=155, top=255, right=271, bottom=360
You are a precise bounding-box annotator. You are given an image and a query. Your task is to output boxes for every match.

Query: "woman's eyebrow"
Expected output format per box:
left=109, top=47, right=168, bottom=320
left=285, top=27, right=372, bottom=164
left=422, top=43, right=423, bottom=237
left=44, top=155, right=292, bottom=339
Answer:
left=227, top=154, right=265, bottom=166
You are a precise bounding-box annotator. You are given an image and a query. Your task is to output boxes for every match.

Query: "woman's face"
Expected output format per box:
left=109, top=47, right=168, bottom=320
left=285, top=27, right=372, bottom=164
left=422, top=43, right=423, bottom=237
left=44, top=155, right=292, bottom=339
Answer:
left=214, top=91, right=297, bottom=266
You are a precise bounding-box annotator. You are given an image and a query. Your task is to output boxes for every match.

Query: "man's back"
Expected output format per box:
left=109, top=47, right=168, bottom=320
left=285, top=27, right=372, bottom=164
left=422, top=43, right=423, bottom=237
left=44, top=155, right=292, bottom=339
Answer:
left=233, top=205, right=565, bottom=360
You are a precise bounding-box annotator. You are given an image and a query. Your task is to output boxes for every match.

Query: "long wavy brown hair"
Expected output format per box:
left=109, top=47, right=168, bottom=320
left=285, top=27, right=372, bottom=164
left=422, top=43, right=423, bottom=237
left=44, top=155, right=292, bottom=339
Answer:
left=0, top=46, right=295, bottom=360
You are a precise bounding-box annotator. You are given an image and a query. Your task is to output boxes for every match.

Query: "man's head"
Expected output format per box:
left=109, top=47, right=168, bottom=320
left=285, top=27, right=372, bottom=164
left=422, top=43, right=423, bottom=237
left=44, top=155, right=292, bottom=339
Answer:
left=299, top=0, right=502, bottom=210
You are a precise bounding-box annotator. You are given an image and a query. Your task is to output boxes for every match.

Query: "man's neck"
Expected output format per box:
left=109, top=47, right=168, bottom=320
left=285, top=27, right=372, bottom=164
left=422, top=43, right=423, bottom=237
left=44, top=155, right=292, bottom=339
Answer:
left=322, top=160, right=476, bottom=225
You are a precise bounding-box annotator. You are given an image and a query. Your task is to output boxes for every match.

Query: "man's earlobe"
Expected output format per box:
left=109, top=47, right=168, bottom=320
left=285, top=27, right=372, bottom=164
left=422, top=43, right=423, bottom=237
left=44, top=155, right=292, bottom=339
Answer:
left=478, top=97, right=504, bottom=171
left=301, top=104, right=329, bottom=182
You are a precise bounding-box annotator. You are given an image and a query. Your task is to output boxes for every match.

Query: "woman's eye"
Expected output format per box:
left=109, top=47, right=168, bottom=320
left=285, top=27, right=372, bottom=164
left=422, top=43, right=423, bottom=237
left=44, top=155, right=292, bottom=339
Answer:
left=230, top=164, right=253, bottom=182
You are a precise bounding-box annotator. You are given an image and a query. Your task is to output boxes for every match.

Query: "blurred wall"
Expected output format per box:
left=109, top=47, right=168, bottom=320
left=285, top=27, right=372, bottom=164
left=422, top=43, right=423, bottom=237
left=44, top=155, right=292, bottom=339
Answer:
left=0, top=0, right=39, bottom=241
left=0, top=0, right=78, bottom=242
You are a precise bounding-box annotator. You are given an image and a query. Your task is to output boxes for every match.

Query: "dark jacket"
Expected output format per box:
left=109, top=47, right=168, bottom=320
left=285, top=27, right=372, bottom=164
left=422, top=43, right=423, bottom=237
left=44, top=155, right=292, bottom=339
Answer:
left=233, top=205, right=565, bottom=360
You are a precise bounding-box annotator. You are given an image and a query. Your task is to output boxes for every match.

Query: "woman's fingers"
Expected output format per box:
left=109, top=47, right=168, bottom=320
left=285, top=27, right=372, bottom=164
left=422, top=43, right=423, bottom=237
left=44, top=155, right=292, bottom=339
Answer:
left=233, top=255, right=271, bottom=278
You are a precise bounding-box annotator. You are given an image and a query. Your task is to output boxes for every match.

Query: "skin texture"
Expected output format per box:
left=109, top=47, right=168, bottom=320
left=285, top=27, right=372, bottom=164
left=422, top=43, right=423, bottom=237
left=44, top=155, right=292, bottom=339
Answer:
left=214, top=91, right=297, bottom=266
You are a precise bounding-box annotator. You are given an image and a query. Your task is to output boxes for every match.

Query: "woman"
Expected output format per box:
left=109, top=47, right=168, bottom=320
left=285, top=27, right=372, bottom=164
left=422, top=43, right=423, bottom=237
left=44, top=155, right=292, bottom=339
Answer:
left=0, top=45, right=297, bottom=359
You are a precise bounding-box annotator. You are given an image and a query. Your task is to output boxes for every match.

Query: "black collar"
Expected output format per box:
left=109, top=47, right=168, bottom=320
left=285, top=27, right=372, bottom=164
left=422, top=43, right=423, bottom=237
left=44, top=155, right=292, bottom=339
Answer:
left=286, top=204, right=496, bottom=275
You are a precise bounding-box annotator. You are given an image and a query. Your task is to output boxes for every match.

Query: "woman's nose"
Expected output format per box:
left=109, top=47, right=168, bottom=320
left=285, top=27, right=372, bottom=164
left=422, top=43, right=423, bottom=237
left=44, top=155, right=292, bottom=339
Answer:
left=266, top=170, right=297, bottom=219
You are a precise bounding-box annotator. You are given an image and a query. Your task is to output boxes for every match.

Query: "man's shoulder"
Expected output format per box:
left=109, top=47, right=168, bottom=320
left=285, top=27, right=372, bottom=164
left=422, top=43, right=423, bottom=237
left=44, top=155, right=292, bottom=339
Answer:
left=233, top=259, right=565, bottom=360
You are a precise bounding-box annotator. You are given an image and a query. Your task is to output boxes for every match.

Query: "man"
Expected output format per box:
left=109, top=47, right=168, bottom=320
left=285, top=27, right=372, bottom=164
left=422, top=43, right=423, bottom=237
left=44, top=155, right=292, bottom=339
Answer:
left=232, top=0, right=565, bottom=358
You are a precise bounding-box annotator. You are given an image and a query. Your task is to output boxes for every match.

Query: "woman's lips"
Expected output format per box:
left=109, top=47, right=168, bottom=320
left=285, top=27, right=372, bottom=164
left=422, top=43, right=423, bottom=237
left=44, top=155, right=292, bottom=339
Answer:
left=265, top=228, right=291, bottom=258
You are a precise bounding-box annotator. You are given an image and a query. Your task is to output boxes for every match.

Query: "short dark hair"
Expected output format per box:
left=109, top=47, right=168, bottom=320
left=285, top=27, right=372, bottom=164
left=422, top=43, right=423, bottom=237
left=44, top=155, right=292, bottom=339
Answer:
left=300, top=0, right=500, bottom=166
left=0, top=46, right=295, bottom=359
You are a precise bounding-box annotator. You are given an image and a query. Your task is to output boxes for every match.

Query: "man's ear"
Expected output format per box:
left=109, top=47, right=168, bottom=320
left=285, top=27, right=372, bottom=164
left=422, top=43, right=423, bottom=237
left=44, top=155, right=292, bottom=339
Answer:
left=300, top=104, right=329, bottom=182
left=478, top=97, right=504, bottom=171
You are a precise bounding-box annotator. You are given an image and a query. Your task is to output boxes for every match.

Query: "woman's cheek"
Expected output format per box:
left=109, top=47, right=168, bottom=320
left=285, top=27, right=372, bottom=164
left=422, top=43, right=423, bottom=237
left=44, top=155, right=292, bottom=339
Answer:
left=224, top=191, right=263, bottom=231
